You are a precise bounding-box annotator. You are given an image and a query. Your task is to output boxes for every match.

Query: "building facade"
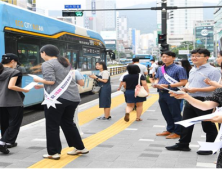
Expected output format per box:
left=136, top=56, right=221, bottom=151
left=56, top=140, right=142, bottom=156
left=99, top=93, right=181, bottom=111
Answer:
left=128, top=28, right=141, bottom=54
left=101, top=31, right=117, bottom=51
left=214, top=0, right=222, bottom=56
left=85, top=0, right=97, bottom=31
left=194, top=20, right=214, bottom=54
left=116, top=13, right=128, bottom=42
left=95, top=0, right=116, bottom=33
left=1, top=0, right=36, bottom=11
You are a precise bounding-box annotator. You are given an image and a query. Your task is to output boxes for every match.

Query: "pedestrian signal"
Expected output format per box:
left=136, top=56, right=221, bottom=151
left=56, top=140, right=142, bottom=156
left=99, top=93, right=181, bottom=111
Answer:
left=158, top=34, right=167, bottom=44
left=160, top=44, right=169, bottom=53
left=62, top=11, right=84, bottom=17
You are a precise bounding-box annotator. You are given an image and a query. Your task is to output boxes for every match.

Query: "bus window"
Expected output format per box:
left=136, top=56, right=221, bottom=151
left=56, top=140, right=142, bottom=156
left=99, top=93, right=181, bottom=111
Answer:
left=66, top=51, right=71, bottom=61
left=72, top=53, right=77, bottom=69
left=86, top=57, right=92, bottom=70
left=18, top=43, right=40, bottom=74
left=78, top=56, right=84, bottom=70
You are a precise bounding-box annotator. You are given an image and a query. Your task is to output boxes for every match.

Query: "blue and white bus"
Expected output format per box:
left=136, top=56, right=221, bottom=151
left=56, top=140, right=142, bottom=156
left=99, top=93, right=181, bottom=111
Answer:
left=119, top=58, right=132, bottom=65
left=132, top=54, right=153, bottom=67
left=0, top=2, right=107, bottom=107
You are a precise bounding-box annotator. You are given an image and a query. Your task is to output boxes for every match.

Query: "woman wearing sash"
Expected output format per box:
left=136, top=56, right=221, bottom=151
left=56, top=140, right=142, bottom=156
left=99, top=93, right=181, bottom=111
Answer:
left=89, top=62, right=111, bottom=120
left=34, top=44, right=88, bottom=160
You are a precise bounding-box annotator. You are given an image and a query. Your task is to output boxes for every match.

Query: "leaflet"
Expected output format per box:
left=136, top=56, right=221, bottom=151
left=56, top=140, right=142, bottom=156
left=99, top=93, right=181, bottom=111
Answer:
left=23, top=82, right=38, bottom=90
left=157, top=85, right=186, bottom=95
left=175, top=107, right=222, bottom=128
left=28, top=74, right=44, bottom=81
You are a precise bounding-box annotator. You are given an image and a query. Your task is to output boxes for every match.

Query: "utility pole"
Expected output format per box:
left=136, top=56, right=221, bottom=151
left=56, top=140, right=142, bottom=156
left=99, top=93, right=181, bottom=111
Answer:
left=161, top=0, right=167, bottom=36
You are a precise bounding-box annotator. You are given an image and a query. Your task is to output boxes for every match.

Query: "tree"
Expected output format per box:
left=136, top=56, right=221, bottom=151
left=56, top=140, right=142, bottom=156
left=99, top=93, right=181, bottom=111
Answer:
left=170, top=41, right=194, bottom=57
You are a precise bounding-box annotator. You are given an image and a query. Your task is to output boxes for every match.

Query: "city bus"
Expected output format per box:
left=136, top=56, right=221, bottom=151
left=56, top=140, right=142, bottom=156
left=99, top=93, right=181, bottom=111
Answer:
left=0, top=2, right=107, bottom=107
left=132, top=54, right=153, bottom=67
left=119, top=58, right=132, bottom=65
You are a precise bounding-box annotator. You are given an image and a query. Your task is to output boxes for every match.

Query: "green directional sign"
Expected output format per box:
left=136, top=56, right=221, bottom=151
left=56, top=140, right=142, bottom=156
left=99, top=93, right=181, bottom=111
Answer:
left=62, top=10, right=84, bottom=17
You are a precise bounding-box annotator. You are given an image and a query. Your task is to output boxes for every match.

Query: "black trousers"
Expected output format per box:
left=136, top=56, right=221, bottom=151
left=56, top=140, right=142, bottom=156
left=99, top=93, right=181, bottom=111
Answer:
left=0, top=111, right=9, bottom=137
left=44, top=98, right=85, bottom=155
left=0, top=106, right=23, bottom=144
left=179, top=97, right=218, bottom=146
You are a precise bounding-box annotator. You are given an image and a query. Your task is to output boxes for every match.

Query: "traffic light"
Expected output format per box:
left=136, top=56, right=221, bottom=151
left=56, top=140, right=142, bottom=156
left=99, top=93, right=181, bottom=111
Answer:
left=158, top=34, right=167, bottom=44
left=62, top=11, right=84, bottom=17
left=160, top=44, right=169, bottom=53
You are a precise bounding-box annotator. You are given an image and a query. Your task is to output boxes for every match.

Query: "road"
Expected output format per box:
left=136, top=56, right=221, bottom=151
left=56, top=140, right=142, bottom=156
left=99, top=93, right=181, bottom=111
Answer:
left=21, top=74, right=122, bottom=126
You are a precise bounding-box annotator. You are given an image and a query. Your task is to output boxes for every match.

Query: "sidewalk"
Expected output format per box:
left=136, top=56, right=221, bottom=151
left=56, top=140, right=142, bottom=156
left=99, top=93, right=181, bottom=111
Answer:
left=0, top=87, right=218, bottom=168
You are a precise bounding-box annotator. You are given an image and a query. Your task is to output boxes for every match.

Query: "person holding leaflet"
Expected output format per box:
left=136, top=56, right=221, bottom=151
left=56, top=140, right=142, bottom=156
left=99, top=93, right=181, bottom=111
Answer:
left=0, top=53, right=29, bottom=154
left=167, top=88, right=222, bottom=168
left=166, top=49, right=221, bottom=155
left=34, top=44, right=88, bottom=160
left=153, top=51, right=187, bottom=139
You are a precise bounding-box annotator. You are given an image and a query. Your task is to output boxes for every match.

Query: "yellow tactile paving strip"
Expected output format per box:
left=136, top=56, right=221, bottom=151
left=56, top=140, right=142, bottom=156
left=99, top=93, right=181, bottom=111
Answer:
left=78, top=94, right=125, bottom=125
left=78, top=85, right=152, bottom=125
left=29, top=94, right=159, bottom=168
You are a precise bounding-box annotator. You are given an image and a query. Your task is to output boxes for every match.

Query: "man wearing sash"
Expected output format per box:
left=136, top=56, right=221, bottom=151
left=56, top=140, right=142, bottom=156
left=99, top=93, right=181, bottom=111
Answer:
left=153, top=51, right=187, bottom=139
left=166, top=49, right=221, bottom=155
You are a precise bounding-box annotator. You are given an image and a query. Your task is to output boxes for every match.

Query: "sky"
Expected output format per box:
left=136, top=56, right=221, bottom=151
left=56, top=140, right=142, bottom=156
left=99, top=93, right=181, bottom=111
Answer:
left=37, top=0, right=220, bottom=10
left=117, top=0, right=219, bottom=8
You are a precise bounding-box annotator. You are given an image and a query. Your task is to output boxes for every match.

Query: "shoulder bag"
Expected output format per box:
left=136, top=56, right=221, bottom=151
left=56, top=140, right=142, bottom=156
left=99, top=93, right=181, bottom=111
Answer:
left=135, top=74, right=149, bottom=97
left=92, top=79, right=102, bottom=94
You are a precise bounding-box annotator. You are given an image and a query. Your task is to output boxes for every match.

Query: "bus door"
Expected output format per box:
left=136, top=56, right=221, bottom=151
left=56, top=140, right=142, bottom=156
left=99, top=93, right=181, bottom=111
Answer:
left=66, top=50, right=78, bottom=69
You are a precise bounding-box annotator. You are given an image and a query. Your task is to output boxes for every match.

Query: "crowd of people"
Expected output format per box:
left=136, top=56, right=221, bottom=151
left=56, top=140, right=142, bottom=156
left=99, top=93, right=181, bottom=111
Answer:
left=1, top=45, right=222, bottom=167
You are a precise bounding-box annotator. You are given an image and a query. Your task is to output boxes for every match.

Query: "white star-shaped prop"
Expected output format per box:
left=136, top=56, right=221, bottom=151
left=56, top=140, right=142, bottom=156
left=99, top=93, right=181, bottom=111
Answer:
left=41, top=89, right=62, bottom=109
left=41, top=98, right=61, bottom=109
left=198, top=141, right=222, bottom=154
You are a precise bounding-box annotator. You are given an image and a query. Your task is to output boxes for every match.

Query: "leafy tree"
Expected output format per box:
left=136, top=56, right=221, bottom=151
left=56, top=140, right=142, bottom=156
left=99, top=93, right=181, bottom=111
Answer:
left=170, top=41, right=194, bottom=58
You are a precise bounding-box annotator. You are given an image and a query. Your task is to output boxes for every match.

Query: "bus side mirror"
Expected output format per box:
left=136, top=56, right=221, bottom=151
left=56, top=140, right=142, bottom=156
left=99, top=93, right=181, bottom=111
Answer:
left=109, top=52, right=116, bottom=60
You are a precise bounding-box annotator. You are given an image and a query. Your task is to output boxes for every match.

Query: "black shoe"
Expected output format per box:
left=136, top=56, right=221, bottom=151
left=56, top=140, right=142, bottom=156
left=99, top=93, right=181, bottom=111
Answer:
left=108, top=116, right=111, bottom=119
left=0, top=145, right=10, bottom=154
left=165, top=144, right=191, bottom=151
left=6, top=142, right=17, bottom=148
left=197, top=150, right=213, bottom=155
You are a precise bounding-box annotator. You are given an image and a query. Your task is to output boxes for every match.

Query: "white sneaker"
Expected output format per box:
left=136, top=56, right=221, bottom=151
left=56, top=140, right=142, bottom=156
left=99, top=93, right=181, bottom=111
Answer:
left=43, top=153, right=60, bottom=160
left=67, top=148, right=89, bottom=155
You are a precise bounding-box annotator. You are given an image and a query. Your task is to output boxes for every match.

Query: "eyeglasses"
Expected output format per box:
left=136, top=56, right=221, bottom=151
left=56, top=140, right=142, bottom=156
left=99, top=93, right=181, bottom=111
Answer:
left=191, top=55, right=204, bottom=58
left=161, top=55, right=172, bottom=58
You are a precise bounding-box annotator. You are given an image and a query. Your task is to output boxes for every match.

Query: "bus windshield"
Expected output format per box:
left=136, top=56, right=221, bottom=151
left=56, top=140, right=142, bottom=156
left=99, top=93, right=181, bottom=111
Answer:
left=133, top=54, right=153, bottom=67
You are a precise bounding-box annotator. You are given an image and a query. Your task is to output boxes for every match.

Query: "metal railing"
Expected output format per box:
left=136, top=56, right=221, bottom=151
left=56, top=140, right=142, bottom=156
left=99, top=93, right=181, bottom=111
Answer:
left=107, top=65, right=127, bottom=76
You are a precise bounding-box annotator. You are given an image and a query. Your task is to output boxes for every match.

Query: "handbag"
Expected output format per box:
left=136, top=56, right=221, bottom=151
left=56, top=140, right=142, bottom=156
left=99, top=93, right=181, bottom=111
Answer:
left=135, top=74, right=149, bottom=97
left=92, top=80, right=102, bottom=94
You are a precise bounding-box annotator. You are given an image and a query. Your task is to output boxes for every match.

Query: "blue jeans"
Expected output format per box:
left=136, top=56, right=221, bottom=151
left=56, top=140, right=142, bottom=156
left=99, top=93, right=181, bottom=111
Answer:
left=158, top=91, right=182, bottom=135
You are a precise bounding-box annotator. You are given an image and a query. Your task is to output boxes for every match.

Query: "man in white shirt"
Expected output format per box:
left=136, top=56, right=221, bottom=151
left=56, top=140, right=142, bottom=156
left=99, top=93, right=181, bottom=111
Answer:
left=149, top=59, right=157, bottom=83
left=132, top=58, right=148, bottom=77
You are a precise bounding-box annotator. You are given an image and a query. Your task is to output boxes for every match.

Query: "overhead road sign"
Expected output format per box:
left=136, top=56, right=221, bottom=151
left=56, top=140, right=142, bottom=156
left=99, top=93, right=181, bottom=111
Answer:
left=64, top=5, right=81, bottom=9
